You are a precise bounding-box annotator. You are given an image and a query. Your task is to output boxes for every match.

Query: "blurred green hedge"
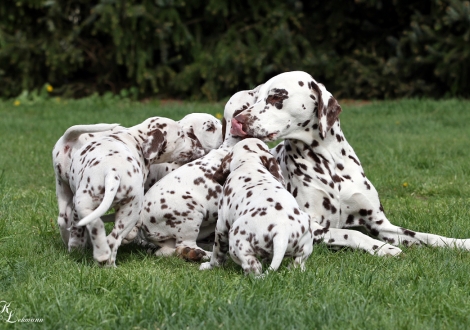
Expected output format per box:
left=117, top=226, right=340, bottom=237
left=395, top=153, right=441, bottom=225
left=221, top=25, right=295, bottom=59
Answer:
left=1, top=0, right=469, bottom=100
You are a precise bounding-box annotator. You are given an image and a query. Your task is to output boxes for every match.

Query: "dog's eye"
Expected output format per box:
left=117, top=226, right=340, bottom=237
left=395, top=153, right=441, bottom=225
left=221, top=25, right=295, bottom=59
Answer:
left=206, top=124, right=216, bottom=132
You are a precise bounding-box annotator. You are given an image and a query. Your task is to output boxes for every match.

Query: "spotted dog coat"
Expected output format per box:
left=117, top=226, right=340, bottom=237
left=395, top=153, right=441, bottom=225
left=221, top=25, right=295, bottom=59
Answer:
left=140, top=86, right=263, bottom=261
left=121, top=113, right=223, bottom=245
left=231, top=71, right=470, bottom=255
left=199, top=138, right=314, bottom=275
left=53, top=123, right=122, bottom=245
left=68, top=117, right=205, bottom=266
left=145, top=113, right=223, bottom=191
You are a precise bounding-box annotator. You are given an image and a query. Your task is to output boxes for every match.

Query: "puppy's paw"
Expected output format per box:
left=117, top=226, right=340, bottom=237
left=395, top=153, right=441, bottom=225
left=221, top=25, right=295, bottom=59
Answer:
left=176, top=246, right=207, bottom=262
left=122, top=227, right=139, bottom=245
left=201, top=251, right=212, bottom=261
left=199, top=262, right=213, bottom=270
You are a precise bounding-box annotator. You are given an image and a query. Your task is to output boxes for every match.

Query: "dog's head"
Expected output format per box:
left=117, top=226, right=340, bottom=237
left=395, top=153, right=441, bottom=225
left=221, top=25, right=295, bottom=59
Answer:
left=213, top=138, right=285, bottom=186
left=230, top=71, right=342, bottom=142
left=178, top=113, right=223, bottom=153
left=142, top=117, right=205, bottom=164
left=221, top=84, right=264, bottom=141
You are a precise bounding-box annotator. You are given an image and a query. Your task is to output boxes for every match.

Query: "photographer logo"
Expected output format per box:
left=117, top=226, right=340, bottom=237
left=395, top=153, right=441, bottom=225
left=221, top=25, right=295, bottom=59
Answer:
left=0, top=300, right=43, bottom=324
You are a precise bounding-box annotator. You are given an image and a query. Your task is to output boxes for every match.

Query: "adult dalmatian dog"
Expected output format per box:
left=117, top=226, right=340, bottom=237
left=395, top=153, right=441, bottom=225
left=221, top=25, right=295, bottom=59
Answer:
left=230, top=71, right=470, bottom=255
left=200, top=138, right=314, bottom=275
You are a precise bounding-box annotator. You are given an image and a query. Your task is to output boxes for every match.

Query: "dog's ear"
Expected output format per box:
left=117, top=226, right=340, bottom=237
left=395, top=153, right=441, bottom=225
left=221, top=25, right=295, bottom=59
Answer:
left=260, top=155, right=285, bottom=186
left=212, top=152, right=233, bottom=186
left=221, top=117, right=227, bottom=141
left=310, top=81, right=342, bottom=138
left=186, top=127, right=203, bottom=149
left=142, top=129, right=167, bottom=160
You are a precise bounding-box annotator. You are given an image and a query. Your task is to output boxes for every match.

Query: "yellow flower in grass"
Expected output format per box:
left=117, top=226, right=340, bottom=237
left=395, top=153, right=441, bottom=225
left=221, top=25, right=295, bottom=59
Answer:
left=13, top=100, right=20, bottom=106
left=46, top=84, right=53, bottom=92
left=215, top=112, right=223, bottom=119
left=403, top=182, right=408, bottom=188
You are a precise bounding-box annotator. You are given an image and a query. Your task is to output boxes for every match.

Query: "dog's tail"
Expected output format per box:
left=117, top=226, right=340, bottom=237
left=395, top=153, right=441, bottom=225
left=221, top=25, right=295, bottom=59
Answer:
left=76, top=174, right=120, bottom=227
left=267, top=230, right=289, bottom=272
left=62, top=123, right=120, bottom=142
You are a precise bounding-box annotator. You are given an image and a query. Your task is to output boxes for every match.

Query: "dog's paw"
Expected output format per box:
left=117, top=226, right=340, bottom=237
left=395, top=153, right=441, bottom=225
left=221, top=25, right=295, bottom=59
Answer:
left=154, top=246, right=175, bottom=257
left=98, top=260, right=117, bottom=268
left=374, top=244, right=402, bottom=257
left=201, top=251, right=212, bottom=261
left=199, top=262, right=213, bottom=270
left=68, top=241, right=87, bottom=252
left=93, top=247, right=112, bottom=263
left=122, top=227, right=139, bottom=245
left=176, top=246, right=207, bottom=262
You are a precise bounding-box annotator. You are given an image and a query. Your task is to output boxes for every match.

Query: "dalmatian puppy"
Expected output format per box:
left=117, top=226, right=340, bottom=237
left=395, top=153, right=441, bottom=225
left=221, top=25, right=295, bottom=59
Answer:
left=199, top=138, right=314, bottom=276
left=68, top=117, right=205, bottom=266
left=231, top=71, right=470, bottom=255
left=145, top=113, right=223, bottom=191
left=140, top=85, right=263, bottom=261
left=52, top=123, right=121, bottom=245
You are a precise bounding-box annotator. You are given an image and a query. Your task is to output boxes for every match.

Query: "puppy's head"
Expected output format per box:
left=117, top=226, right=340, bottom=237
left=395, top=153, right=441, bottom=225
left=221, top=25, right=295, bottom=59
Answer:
left=142, top=117, right=205, bottom=164
left=213, top=138, right=285, bottom=187
left=221, top=84, right=264, bottom=141
left=178, top=113, right=223, bottom=152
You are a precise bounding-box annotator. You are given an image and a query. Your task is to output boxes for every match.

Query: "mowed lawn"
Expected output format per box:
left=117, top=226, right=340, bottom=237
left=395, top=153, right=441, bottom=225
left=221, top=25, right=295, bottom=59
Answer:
left=0, top=96, right=469, bottom=329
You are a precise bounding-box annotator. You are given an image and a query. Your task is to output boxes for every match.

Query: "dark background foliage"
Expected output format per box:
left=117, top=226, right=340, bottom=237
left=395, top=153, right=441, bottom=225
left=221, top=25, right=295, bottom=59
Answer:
left=1, top=0, right=469, bottom=100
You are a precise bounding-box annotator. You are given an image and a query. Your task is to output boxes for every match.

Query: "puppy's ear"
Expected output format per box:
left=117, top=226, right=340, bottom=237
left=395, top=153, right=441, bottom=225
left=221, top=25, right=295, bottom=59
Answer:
left=310, top=81, right=342, bottom=138
left=260, top=155, right=285, bottom=186
left=221, top=117, right=227, bottom=141
left=212, top=152, right=233, bottom=186
left=186, top=127, right=203, bottom=149
left=142, top=129, right=167, bottom=160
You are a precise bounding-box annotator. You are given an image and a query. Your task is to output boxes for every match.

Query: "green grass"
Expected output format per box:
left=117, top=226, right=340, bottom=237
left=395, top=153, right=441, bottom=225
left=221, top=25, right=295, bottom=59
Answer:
left=0, top=96, right=470, bottom=329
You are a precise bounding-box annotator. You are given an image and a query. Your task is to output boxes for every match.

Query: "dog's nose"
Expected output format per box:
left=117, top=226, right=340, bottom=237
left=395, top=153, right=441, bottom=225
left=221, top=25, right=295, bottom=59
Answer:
left=233, top=114, right=247, bottom=123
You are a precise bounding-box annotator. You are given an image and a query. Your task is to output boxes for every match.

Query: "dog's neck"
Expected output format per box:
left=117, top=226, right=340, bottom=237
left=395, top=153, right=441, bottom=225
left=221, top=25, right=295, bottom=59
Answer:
left=284, top=120, right=346, bottom=164
left=221, top=135, right=242, bottom=149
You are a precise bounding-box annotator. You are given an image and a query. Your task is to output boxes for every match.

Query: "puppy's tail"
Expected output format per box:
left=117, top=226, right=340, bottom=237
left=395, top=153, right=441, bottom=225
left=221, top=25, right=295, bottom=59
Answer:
left=63, top=123, right=120, bottom=142
left=267, top=231, right=289, bottom=272
left=76, top=174, right=120, bottom=227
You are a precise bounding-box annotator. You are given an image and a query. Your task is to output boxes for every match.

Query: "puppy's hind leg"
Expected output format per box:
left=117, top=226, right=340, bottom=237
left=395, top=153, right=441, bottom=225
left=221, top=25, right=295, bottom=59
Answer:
left=154, top=239, right=177, bottom=257
left=267, top=231, right=289, bottom=272
left=175, top=219, right=213, bottom=262
left=81, top=215, right=110, bottom=264
left=55, top=178, right=74, bottom=246
left=68, top=208, right=89, bottom=250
